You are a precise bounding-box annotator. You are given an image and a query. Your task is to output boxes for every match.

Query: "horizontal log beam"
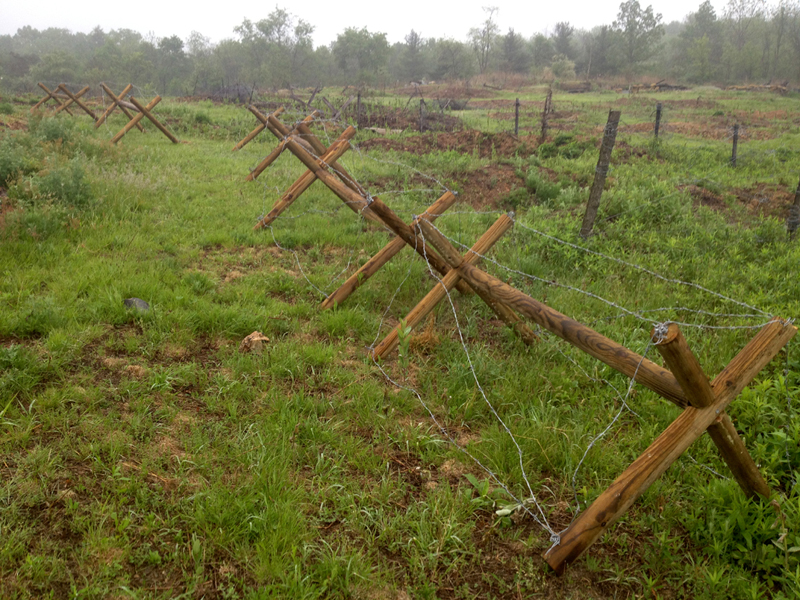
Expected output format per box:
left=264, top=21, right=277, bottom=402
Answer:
left=111, top=96, right=161, bottom=144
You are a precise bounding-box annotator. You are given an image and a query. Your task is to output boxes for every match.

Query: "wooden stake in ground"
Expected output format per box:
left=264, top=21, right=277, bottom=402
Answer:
left=544, top=320, right=794, bottom=573
left=788, top=175, right=800, bottom=240
left=654, top=102, right=662, bottom=138
left=514, top=98, right=520, bottom=136
left=539, top=88, right=552, bottom=144
left=579, top=110, right=621, bottom=238
left=321, top=191, right=457, bottom=310
left=96, top=84, right=144, bottom=132
left=731, top=123, right=739, bottom=167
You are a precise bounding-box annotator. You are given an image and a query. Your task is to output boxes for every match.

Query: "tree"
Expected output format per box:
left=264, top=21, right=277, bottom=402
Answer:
left=332, top=27, right=389, bottom=85
left=401, top=30, right=426, bottom=81
left=552, top=22, right=575, bottom=59
left=500, top=29, right=529, bottom=73
left=680, top=1, right=723, bottom=81
left=434, top=38, right=475, bottom=80
left=530, top=34, right=554, bottom=70
left=613, top=0, right=664, bottom=73
left=157, top=35, right=188, bottom=94
left=469, top=6, right=499, bottom=74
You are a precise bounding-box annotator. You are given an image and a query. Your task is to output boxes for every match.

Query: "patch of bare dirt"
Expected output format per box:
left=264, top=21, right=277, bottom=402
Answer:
left=359, top=131, right=535, bottom=160
left=450, top=163, right=526, bottom=209
left=686, top=182, right=795, bottom=221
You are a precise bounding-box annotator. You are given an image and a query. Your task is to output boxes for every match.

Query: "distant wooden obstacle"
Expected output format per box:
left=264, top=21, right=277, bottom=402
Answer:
left=232, top=105, right=285, bottom=152
left=414, top=219, right=796, bottom=573
left=31, top=83, right=92, bottom=117
left=109, top=94, right=179, bottom=145
left=96, top=83, right=143, bottom=132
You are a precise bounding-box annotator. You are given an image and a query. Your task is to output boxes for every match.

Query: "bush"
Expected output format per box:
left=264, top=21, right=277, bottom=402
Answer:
left=0, top=103, right=13, bottom=115
left=525, top=172, right=560, bottom=203
left=29, top=115, right=76, bottom=144
left=0, top=136, right=38, bottom=186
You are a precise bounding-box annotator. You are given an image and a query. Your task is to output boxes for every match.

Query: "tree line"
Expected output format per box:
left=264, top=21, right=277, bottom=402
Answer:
left=2, top=0, right=800, bottom=95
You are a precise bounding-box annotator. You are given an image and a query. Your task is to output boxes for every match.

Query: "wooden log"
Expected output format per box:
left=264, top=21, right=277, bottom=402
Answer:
left=580, top=110, right=620, bottom=238
left=54, top=85, right=89, bottom=116
left=373, top=214, right=513, bottom=358
left=57, top=85, right=96, bottom=120
left=32, top=83, right=72, bottom=113
left=232, top=106, right=284, bottom=151
left=110, top=96, right=161, bottom=144
left=320, top=191, right=457, bottom=310
left=128, top=96, right=179, bottom=143
left=410, top=218, right=540, bottom=349
left=246, top=110, right=316, bottom=181
left=266, top=113, right=384, bottom=225
left=252, top=127, right=357, bottom=230
left=428, top=260, right=688, bottom=406
left=544, top=318, right=795, bottom=574
left=655, top=323, right=770, bottom=498
left=97, top=84, right=144, bottom=132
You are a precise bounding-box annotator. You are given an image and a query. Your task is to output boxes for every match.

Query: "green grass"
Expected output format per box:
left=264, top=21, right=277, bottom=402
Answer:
left=1, top=87, right=799, bottom=599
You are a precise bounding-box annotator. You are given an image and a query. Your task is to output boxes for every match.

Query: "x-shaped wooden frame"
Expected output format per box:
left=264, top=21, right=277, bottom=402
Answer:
left=252, top=111, right=476, bottom=299
left=371, top=214, right=538, bottom=358
left=96, top=84, right=143, bottom=132
left=232, top=105, right=285, bottom=152
left=31, top=83, right=89, bottom=116
left=56, top=84, right=97, bottom=120
left=416, top=219, right=796, bottom=573
left=110, top=95, right=178, bottom=144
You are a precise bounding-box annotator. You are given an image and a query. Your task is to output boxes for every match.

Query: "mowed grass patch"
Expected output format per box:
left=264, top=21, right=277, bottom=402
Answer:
left=1, top=89, right=799, bottom=599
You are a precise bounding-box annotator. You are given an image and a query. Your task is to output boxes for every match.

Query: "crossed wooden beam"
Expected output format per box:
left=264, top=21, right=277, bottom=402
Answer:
left=96, top=84, right=178, bottom=145
left=414, top=217, right=796, bottom=573
left=31, top=83, right=95, bottom=119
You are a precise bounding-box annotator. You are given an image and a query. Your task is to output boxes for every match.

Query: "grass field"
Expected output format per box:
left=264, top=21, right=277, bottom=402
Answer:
left=1, top=84, right=799, bottom=599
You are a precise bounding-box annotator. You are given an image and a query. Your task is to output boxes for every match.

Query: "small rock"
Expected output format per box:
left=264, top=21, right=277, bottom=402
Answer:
left=124, top=298, right=150, bottom=312
left=239, top=331, right=269, bottom=354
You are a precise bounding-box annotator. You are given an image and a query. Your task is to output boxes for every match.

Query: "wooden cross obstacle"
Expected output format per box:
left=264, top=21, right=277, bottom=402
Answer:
left=31, top=83, right=92, bottom=117
left=108, top=94, right=179, bottom=145
left=96, top=84, right=143, bottom=132
left=232, top=105, right=285, bottom=152
left=414, top=216, right=796, bottom=573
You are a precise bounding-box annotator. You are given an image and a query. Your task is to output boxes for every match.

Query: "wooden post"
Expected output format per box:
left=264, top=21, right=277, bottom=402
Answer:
left=544, top=319, right=794, bottom=573
left=654, top=102, right=662, bottom=138
left=57, top=84, right=97, bottom=120
left=245, top=109, right=309, bottom=181
left=321, top=191, right=457, bottom=310
left=110, top=97, right=161, bottom=144
left=252, top=127, right=357, bottom=230
left=731, top=123, right=739, bottom=167
left=32, top=83, right=72, bottom=114
left=356, top=92, right=361, bottom=127
left=419, top=99, right=425, bottom=132
left=580, top=110, right=621, bottom=239
left=514, top=98, right=520, bottom=136
left=127, top=96, right=179, bottom=143
left=539, top=89, right=552, bottom=144
left=788, top=175, right=800, bottom=240
left=54, top=86, right=89, bottom=116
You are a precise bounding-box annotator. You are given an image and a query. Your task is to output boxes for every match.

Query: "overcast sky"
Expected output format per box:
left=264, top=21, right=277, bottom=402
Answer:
left=2, top=0, right=729, bottom=47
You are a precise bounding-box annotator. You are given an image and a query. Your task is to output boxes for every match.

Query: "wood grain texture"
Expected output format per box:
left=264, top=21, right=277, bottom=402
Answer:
left=54, top=85, right=89, bottom=116
left=252, top=127, right=357, bottom=230
left=545, top=318, right=795, bottom=573
left=320, top=191, right=457, bottom=310
left=32, top=83, right=62, bottom=112
left=111, top=97, right=161, bottom=144
left=446, top=261, right=687, bottom=406
left=655, top=323, right=771, bottom=498
left=414, top=217, right=539, bottom=347
left=127, top=97, right=179, bottom=143
left=372, top=214, right=512, bottom=359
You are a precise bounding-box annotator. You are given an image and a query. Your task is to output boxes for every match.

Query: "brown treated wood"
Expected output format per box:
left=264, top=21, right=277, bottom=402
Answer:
left=97, top=84, right=143, bottom=131
left=373, top=214, right=514, bottom=358
left=321, top=191, right=457, bottom=310
left=110, top=96, right=161, bottom=144
left=414, top=217, right=539, bottom=348
left=232, top=107, right=284, bottom=151
left=655, top=323, right=770, bottom=498
left=439, top=261, right=688, bottom=406
left=54, top=86, right=89, bottom=116
left=57, top=84, right=97, bottom=120
left=544, top=318, right=795, bottom=574
left=33, top=83, right=71, bottom=113
left=246, top=111, right=317, bottom=181
left=128, top=96, right=179, bottom=143
left=252, top=127, right=357, bottom=230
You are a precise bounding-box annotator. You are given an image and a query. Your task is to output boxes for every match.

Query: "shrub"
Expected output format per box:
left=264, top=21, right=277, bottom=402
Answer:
left=0, top=103, right=13, bottom=115
left=30, top=115, right=75, bottom=144
left=37, top=160, right=93, bottom=207
left=525, top=172, right=561, bottom=203
left=0, top=136, right=38, bottom=186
